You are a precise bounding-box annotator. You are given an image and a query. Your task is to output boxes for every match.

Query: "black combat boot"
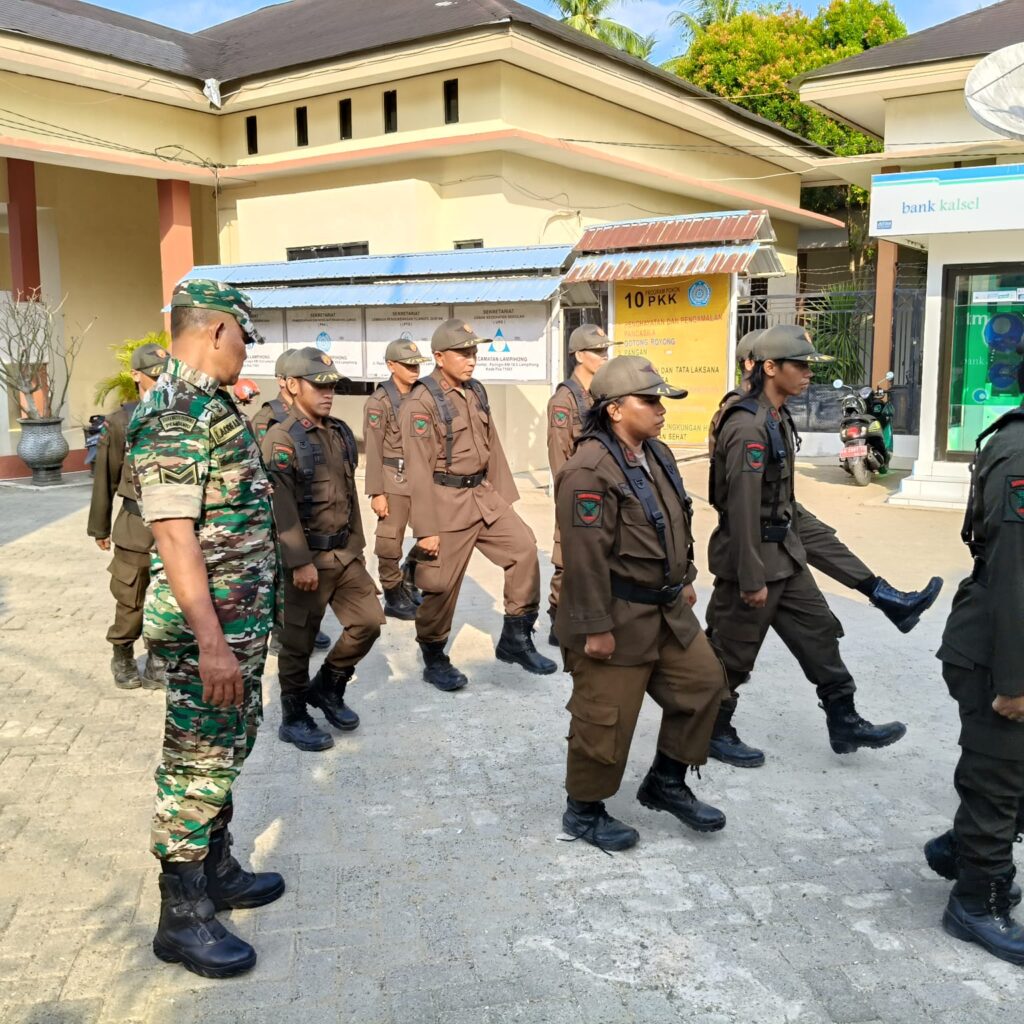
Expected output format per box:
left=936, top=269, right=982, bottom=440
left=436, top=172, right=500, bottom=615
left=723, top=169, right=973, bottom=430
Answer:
left=278, top=694, right=334, bottom=751
left=383, top=585, right=418, bottom=621
left=707, top=702, right=765, bottom=768
left=152, top=861, right=257, bottom=978
left=562, top=797, right=639, bottom=852
left=943, top=871, right=1024, bottom=966
left=313, top=630, right=332, bottom=651
left=418, top=640, right=468, bottom=691
left=548, top=608, right=559, bottom=648
left=924, top=829, right=1022, bottom=906
left=636, top=751, right=726, bottom=833
left=496, top=614, right=558, bottom=675
left=308, top=664, right=360, bottom=731
left=111, top=643, right=141, bottom=689
left=204, top=828, right=285, bottom=911
left=402, top=559, right=423, bottom=606
left=857, top=575, right=943, bottom=634
left=822, top=694, right=906, bottom=754
left=140, top=650, right=167, bottom=690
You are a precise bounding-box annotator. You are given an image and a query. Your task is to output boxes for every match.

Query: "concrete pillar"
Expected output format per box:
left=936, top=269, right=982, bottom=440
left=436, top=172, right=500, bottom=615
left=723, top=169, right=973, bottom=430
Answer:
left=871, top=165, right=900, bottom=385
left=157, top=179, right=194, bottom=328
left=6, top=158, right=42, bottom=299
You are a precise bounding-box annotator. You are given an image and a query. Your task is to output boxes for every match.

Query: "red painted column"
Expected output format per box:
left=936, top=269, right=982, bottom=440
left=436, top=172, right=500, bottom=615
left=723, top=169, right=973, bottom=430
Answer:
left=7, top=158, right=42, bottom=299
left=157, top=179, right=194, bottom=331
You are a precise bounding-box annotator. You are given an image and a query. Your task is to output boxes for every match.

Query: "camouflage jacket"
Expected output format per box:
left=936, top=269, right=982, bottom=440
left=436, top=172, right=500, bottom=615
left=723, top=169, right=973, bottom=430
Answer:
left=127, top=356, right=279, bottom=644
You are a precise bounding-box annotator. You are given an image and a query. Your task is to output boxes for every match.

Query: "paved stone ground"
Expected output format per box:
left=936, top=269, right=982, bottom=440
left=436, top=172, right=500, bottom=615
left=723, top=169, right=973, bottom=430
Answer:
left=0, top=460, right=1021, bottom=1024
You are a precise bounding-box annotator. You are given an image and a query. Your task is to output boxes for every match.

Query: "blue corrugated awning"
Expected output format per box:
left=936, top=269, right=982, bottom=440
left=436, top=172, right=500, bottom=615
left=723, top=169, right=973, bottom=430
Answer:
left=186, top=245, right=573, bottom=285
left=245, top=277, right=562, bottom=308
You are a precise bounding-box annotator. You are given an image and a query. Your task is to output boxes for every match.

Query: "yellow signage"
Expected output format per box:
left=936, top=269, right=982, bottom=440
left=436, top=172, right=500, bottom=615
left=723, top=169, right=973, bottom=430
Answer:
left=612, top=275, right=731, bottom=446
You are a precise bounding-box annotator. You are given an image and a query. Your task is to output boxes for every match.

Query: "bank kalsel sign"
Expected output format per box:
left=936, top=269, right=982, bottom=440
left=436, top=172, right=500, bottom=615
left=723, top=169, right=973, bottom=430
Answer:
left=870, top=163, right=1024, bottom=236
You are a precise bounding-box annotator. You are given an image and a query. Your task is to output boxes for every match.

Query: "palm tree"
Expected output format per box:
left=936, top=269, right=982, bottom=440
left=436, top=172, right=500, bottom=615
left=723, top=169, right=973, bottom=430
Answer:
left=669, top=0, right=746, bottom=41
left=549, top=1, right=651, bottom=59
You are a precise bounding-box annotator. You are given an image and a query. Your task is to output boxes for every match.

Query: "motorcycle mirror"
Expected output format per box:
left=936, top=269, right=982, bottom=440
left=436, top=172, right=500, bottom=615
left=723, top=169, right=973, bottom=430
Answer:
left=859, top=386, right=872, bottom=399
left=832, top=379, right=844, bottom=389
left=885, top=371, right=895, bottom=380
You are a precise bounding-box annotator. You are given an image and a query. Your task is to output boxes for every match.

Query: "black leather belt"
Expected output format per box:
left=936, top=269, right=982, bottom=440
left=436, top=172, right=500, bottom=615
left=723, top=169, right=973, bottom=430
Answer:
left=121, top=497, right=141, bottom=516
left=306, top=528, right=349, bottom=551
left=433, top=470, right=486, bottom=489
left=383, top=457, right=405, bottom=472
left=610, top=572, right=683, bottom=606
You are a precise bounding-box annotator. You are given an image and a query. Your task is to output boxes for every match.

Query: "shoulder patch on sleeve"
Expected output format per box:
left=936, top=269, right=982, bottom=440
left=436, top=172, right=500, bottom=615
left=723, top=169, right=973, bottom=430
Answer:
left=573, top=490, right=604, bottom=527
left=551, top=405, right=571, bottom=428
left=158, top=412, right=199, bottom=433
left=271, top=443, right=293, bottom=470
left=412, top=414, right=431, bottom=437
left=156, top=463, right=200, bottom=486
left=1004, top=476, right=1024, bottom=521
left=743, top=442, right=766, bottom=473
left=367, top=409, right=382, bottom=428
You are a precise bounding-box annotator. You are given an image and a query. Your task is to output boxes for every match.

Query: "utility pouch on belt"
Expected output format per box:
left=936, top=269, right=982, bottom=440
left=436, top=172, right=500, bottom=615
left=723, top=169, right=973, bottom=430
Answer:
left=760, top=520, right=790, bottom=543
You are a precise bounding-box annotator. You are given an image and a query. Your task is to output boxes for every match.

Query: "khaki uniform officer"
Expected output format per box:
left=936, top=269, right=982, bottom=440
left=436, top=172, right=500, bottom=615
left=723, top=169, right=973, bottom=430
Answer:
left=263, top=348, right=385, bottom=752
left=707, top=325, right=909, bottom=764
left=400, top=318, right=557, bottom=691
left=545, top=323, right=610, bottom=645
left=87, top=341, right=168, bottom=690
left=364, top=338, right=432, bottom=620
left=706, top=326, right=941, bottom=767
left=556, top=356, right=727, bottom=852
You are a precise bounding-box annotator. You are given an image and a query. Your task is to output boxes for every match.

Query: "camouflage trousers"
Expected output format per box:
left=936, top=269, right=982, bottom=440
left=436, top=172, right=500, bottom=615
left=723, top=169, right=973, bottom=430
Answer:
left=149, top=633, right=268, bottom=862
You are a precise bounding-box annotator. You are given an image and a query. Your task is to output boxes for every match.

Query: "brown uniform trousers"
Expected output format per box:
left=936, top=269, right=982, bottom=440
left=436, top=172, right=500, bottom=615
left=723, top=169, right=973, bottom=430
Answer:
left=86, top=403, right=154, bottom=645
left=400, top=367, right=540, bottom=645
left=706, top=393, right=856, bottom=704
left=546, top=374, right=591, bottom=613
left=556, top=436, right=726, bottom=802
left=364, top=385, right=415, bottom=590
left=262, top=413, right=384, bottom=696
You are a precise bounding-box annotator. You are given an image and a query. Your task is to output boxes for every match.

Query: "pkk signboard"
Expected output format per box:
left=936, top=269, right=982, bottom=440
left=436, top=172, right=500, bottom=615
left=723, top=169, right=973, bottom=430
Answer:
left=241, top=310, right=286, bottom=376
left=365, top=306, right=441, bottom=380
left=285, top=308, right=364, bottom=378
left=611, top=275, right=730, bottom=446
left=453, top=303, right=548, bottom=382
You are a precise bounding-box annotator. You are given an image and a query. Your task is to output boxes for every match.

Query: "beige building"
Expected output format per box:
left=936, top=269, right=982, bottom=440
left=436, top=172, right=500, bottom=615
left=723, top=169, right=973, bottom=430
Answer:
left=799, top=0, right=1024, bottom=506
left=0, top=0, right=840, bottom=475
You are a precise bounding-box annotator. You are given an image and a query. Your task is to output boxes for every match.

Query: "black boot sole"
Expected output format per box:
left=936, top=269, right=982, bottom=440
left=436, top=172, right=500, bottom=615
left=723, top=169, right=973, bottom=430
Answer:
left=422, top=669, right=468, bottom=692
left=153, top=939, right=257, bottom=978
left=707, top=741, right=766, bottom=768
left=210, top=877, right=286, bottom=911
left=307, top=697, right=360, bottom=732
left=942, top=909, right=1024, bottom=965
left=829, top=722, right=907, bottom=755
left=636, top=788, right=726, bottom=834
left=495, top=646, right=558, bottom=675
left=277, top=726, right=334, bottom=751
left=561, top=818, right=639, bottom=852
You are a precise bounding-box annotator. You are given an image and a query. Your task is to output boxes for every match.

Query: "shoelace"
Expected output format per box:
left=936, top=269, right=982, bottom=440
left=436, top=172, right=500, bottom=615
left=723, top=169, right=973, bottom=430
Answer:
left=558, top=810, right=616, bottom=857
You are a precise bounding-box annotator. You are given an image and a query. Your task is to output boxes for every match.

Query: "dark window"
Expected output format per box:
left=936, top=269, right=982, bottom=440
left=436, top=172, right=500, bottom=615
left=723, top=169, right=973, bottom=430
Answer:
left=443, top=79, right=459, bottom=124
left=383, top=90, right=397, bottom=134
left=295, top=106, right=309, bottom=147
left=749, top=277, right=769, bottom=297
left=287, top=242, right=370, bottom=260
left=339, top=98, right=352, bottom=140
left=454, top=239, right=484, bottom=249
left=245, top=115, right=258, bottom=155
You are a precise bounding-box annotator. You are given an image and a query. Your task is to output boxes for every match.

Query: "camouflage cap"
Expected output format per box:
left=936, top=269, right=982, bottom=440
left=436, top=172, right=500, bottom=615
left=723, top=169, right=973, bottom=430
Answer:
left=431, top=318, right=488, bottom=352
left=274, top=348, right=296, bottom=377
left=170, top=279, right=265, bottom=345
left=736, top=329, right=763, bottom=363
left=591, top=356, right=687, bottom=401
left=285, top=346, right=345, bottom=384
left=569, top=323, right=611, bottom=353
left=385, top=338, right=431, bottom=365
left=752, top=324, right=833, bottom=363
left=130, top=341, right=169, bottom=377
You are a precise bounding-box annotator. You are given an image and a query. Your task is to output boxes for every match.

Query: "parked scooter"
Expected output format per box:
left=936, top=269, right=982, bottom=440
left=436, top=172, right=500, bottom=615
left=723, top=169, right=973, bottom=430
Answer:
left=833, top=371, right=895, bottom=486
left=83, top=414, right=106, bottom=476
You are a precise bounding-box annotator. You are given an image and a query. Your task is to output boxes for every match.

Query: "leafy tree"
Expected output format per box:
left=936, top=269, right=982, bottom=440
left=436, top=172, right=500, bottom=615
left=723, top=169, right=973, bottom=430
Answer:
left=94, top=331, right=170, bottom=406
left=549, top=0, right=651, bottom=58
left=669, top=0, right=748, bottom=43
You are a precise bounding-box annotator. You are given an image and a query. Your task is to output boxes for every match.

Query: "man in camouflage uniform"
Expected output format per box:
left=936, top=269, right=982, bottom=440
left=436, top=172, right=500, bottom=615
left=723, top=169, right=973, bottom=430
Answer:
left=262, top=348, right=384, bottom=751
left=546, top=323, right=610, bottom=645
left=364, top=338, right=432, bottom=620
left=87, top=342, right=168, bottom=690
left=129, top=280, right=284, bottom=979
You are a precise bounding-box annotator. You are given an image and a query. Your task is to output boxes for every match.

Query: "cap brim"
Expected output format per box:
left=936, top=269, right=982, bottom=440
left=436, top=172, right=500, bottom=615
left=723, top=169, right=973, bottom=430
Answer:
left=634, top=383, right=688, bottom=399
left=137, top=363, right=166, bottom=377
left=393, top=355, right=432, bottom=365
left=434, top=337, right=486, bottom=352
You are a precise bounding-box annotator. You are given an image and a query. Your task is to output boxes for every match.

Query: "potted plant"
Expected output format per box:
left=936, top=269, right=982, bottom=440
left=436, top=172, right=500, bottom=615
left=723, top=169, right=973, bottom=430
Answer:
left=0, top=291, right=87, bottom=485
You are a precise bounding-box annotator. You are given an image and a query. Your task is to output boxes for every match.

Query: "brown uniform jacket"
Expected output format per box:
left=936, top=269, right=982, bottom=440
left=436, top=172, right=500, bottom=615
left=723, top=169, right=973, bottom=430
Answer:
left=363, top=383, right=411, bottom=498
left=708, top=393, right=808, bottom=592
left=938, top=414, right=1024, bottom=697
left=250, top=397, right=289, bottom=442
left=86, top=402, right=153, bottom=560
left=546, top=372, right=592, bottom=478
left=399, top=368, right=519, bottom=537
left=555, top=436, right=700, bottom=665
left=262, top=412, right=366, bottom=570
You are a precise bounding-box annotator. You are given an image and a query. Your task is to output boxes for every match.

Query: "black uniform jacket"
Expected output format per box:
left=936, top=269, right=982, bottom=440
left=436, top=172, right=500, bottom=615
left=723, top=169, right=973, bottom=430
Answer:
left=555, top=436, right=700, bottom=666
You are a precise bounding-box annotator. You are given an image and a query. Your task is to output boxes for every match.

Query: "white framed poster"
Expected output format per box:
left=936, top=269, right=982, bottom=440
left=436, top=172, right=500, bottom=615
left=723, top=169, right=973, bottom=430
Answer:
left=365, top=306, right=442, bottom=380
left=241, top=309, right=286, bottom=376
left=453, top=303, right=548, bottom=381
left=285, top=308, right=364, bottom=378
